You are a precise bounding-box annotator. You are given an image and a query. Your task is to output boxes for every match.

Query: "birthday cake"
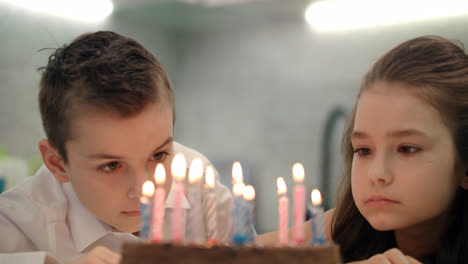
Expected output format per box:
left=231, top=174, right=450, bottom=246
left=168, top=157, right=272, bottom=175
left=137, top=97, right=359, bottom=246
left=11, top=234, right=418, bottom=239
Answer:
left=120, top=243, right=343, bottom=264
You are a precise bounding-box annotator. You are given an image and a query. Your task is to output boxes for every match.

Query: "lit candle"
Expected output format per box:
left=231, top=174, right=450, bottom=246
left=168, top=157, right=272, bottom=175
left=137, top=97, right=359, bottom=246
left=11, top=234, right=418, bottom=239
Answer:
left=243, top=185, right=256, bottom=244
left=292, top=162, right=305, bottom=246
left=186, top=158, right=204, bottom=244
left=140, top=180, right=154, bottom=241
left=232, top=161, right=243, bottom=184
left=232, top=161, right=246, bottom=245
left=171, top=153, right=186, bottom=244
left=204, top=165, right=218, bottom=244
left=152, top=163, right=166, bottom=243
left=310, top=189, right=326, bottom=244
left=277, top=177, right=289, bottom=246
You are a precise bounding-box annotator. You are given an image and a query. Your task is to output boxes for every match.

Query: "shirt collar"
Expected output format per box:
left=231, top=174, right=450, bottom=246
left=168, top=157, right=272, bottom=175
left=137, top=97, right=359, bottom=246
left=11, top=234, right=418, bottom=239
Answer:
left=63, top=183, right=114, bottom=252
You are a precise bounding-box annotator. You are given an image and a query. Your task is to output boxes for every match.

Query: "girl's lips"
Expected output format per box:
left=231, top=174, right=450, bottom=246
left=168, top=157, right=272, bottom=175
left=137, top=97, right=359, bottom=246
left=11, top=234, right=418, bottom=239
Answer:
left=122, top=211, right=140, bottom=216
left=365, top=195, right=399, bottom=206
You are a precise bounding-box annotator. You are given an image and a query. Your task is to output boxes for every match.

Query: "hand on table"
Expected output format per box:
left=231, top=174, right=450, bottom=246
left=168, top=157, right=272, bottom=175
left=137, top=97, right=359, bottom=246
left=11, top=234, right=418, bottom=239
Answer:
left=347, top=248, right=421, bottom=264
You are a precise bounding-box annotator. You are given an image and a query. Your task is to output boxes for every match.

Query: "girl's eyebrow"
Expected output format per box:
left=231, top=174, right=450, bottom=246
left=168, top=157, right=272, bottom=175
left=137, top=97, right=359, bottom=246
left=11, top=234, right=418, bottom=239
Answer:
left=351, top=129, right=430, bottom=140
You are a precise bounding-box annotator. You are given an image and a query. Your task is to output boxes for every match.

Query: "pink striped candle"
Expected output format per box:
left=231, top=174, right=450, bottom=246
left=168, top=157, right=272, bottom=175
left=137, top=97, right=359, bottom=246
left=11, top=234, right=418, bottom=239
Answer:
left=152, top=163, right=166, bottom=243
left=292, top=163, right=305, bottom=246
left=204, top=165, right=218, bottom=243
left=277, top=177, right=289, bottom=246
left=171, top=153, right=187, bottom=244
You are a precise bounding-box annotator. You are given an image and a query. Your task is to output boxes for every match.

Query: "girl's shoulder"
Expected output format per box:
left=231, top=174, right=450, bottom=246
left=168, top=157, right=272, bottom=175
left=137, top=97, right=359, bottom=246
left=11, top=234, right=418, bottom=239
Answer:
left=323, top=208, right=335, bottom=241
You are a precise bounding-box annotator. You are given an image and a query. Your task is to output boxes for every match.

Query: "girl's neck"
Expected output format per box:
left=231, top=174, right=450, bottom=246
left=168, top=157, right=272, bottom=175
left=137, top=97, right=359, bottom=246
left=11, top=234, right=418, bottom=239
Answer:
left=394, top=213, right=448, bottom=259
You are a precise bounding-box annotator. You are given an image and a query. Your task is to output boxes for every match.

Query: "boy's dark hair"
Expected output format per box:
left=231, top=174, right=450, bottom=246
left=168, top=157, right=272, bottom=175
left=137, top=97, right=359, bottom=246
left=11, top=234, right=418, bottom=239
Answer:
left=39, top=31, right=174, bottom=163
left=332, top=36, right=468, bottom=263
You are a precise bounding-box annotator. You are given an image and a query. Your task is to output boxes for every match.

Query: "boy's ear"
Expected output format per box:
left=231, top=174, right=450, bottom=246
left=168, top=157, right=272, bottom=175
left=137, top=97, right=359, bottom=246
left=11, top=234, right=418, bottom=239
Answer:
left=38, top=139, right=70, bottom=183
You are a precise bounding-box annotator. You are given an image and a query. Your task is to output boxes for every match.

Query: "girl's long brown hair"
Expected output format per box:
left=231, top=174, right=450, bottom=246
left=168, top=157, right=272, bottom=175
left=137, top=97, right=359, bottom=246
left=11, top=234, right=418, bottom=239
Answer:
left=331, top=36, right=468, bottom=263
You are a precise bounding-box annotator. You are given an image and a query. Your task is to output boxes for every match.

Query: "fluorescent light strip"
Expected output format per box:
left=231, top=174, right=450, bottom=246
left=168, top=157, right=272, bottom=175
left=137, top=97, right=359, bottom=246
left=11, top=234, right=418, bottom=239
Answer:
left=0, top=0, right=113, bottom=23
left=305, top=0, right=468, bottom=31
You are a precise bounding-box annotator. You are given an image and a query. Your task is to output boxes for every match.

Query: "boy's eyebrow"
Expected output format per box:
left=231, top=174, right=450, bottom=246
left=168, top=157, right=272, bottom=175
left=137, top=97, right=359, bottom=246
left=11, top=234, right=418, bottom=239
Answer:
left=351, top=129, right=429, bottom=140
left=88, top=137, right=173, bottom=160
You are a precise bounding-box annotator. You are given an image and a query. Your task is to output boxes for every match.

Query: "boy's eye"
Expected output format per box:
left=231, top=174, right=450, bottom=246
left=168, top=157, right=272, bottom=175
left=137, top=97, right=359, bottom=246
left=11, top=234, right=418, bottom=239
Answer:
left=354, top=147, right=371, bottom=156
left=98, top=161, right=121, bottom=173
left=398, top=145, right=421, bottom=153
left=152, top=152, right=169, bottom=162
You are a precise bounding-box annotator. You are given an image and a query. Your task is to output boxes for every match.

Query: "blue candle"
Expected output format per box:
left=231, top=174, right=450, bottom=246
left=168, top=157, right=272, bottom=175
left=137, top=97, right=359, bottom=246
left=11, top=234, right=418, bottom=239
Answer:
left=242, top=185, right=256, bottom=244
left=232, top=182, right=246, bottom=245
left=309, top=189, right=325, bottom=244
left=140, top=180, right=154, bottom=241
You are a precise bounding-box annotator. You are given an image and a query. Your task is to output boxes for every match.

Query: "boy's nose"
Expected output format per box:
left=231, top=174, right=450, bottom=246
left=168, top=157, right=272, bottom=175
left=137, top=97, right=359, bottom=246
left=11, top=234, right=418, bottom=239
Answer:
left=368, top=152, right=393, bottom=185
left=128, top=170, right=154, bottom=199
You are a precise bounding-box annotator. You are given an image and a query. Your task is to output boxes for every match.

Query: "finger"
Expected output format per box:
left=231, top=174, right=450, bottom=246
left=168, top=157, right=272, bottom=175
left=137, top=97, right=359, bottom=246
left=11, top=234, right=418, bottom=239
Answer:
left=368, top=254, right=392, bottom=264
left=405, top=255, right=422, bottom=264
left=384, top=248, right=409, bottom=264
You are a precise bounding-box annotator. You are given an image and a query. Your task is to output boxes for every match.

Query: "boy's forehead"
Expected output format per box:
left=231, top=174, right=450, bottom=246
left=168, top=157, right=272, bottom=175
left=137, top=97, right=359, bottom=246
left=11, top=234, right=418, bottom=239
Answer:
left=66, top=102, right=173, bottom=152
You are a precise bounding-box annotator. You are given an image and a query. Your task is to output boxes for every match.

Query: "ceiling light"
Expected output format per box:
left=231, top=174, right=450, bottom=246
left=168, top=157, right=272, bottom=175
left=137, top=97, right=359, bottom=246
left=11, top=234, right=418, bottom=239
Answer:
left=305, top=0, right=468, bottom=31
left=0, top=0, right=113, bottom=23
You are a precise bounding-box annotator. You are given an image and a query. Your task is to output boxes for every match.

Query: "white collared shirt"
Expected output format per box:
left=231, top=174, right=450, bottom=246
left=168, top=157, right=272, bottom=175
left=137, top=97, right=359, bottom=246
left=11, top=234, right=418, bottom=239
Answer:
left=0, top=142, right=234, bottom=264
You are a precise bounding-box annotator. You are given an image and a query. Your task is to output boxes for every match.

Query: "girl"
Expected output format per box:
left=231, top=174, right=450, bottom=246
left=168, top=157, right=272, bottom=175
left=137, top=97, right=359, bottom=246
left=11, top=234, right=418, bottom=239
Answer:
left=331, top=35, right=468, bottom=264
left=257, top=36, right=468, bottom=264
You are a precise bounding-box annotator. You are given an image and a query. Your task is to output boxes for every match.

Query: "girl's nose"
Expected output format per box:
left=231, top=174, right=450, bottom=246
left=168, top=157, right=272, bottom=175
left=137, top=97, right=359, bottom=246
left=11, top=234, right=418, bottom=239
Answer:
left=368, top=152, right=393, bottom=185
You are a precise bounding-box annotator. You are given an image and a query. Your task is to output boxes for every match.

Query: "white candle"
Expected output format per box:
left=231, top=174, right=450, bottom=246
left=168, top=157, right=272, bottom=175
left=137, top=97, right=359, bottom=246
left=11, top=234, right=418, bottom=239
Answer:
left=243, top=185, right=255, bottom=244
left=186, top=158, right=204, bottom=244
left=171, top=153, right=186, bottom=244
left=140, top=180, right=154, bottom=241
left=152, top=163, right=166, bottom=243
left=277, top=177, right=289, bottom=246
left=292, top=162, right=305, bottom=246
left=310, top=189, right=326, bottom=244
left=204, top=165, right=217, bottom=243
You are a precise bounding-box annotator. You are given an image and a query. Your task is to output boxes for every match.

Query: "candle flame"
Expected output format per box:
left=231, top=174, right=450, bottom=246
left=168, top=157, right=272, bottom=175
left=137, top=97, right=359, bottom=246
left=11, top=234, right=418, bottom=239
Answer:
left=188, top=158, right=203, bottom=184
left=154, top=163, right=166, bottom=185
left=243, top=185, right=255, bottom=201
left=233, top=182, right=245, bottom=197
left=232, top=161, right=243, bottom=183
left=292, top=162, right=305, bottom=183
left=171, top=153, right=186, bottom=181
left=277, top=177, right=287, bottom=195
left=142, top=180, right=155, bottom=197
left=205, top=165, right=215, bottom=189
left=311, top=189, right=322, bottom=206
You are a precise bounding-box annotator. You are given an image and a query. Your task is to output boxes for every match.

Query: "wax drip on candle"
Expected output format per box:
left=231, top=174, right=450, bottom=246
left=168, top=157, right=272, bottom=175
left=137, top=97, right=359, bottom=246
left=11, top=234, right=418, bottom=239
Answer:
left=140, top=180, right=154, bottom=241
left=204, top=165, right=218, bottom=243
left=277, top=177, right=289, bottom=246
left=152, top=163, right=166, bottom=243
left=186, top=158, right=204, bottom=244
left=171, top=153, right=186, bottom=244
left=310, top=189, right=326, bottom=244
left=292, top=162, right=305, bottom=246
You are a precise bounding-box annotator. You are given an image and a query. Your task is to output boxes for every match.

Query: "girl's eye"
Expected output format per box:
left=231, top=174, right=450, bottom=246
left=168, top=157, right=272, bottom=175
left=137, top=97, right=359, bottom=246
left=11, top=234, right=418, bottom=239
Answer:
left=152, top=152, right=169, bottom=162
left=98, top=161, right=121, bottom=173
left=354, top=147, right=372, bottom=156
left=398, top=145, right=421, bottom=154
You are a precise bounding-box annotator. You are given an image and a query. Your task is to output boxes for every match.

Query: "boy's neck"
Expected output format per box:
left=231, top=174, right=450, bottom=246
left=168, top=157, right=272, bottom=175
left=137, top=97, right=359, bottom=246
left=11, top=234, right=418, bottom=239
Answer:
left=394, top=213, right=448, bottom=259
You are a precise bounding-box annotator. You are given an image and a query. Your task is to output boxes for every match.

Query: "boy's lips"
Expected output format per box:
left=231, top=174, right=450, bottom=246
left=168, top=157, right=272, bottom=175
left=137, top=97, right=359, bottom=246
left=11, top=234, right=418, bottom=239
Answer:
left=365, top=195, right=399, bottom=206
left=121, top=211, right=140, bottom=216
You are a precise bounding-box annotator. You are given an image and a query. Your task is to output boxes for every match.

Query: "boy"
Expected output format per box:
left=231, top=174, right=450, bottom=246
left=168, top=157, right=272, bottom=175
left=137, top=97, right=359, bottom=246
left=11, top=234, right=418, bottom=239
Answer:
left=0, top=31, right=234, bottom=264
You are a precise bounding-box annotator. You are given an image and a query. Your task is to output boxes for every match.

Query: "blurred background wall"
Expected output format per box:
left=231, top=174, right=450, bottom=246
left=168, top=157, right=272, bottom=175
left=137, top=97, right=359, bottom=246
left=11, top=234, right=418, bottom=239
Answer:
left=1, top=0, right=468, bottom=233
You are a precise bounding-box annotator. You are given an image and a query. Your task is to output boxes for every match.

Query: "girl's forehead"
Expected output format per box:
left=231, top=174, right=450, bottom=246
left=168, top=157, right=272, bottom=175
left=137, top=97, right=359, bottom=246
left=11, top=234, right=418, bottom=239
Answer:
left=354, top=83, right=448, bottom=136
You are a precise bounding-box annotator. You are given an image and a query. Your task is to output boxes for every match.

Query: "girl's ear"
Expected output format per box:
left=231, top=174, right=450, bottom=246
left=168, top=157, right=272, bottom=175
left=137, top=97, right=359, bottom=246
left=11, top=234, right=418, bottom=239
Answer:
left=38, top=139, right=70, bottom=183
left=461, top=170, right=468, bottom=190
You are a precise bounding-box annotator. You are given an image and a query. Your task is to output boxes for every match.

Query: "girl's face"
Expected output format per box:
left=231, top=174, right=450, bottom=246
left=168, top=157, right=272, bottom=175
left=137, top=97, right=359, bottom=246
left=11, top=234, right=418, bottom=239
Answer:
left=351, top=81, right=463, bottom=233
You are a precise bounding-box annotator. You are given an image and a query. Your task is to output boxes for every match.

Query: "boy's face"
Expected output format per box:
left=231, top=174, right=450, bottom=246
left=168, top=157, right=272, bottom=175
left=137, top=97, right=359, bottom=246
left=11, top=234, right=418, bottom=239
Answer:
left=63, top=102, right=174, bottom=233
left=350, top=81, right=463, bottom=235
